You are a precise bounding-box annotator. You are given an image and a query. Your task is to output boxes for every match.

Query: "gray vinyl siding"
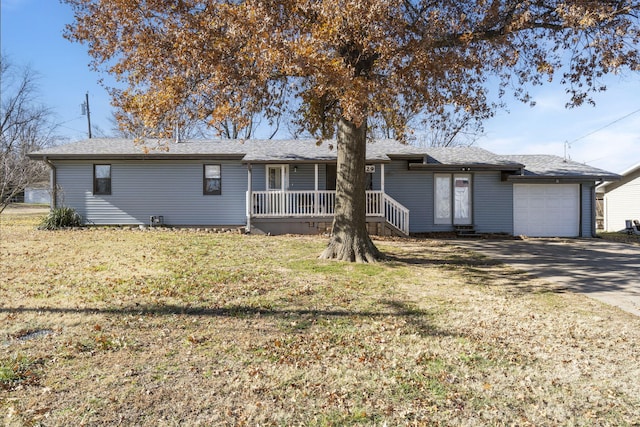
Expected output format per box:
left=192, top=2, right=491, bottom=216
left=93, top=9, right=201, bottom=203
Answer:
left=289, top=164, right=316, bottom=191
left=251, top=164, right=266, bottom=191
left=55, top=160, right=246, bottom=226
left=581, top=183, right=594, bottom=237
left=251, top=163, right=334, bottom=191
left=369, top=166, right=382, bottom=191
left=318, top=165, right=328, bottom=190
left=384, top=162, right=515, bottom=234
left=250, top=164, right=319, bottom=191
left=384, top=160, right=434, bottom=233
left=473, top=172, right=513, bottom=234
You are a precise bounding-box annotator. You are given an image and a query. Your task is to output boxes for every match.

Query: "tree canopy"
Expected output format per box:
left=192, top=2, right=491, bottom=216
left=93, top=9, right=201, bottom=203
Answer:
left=64, top=0, right=640, bottom=261
left=65, top=0, right=639, bottom=137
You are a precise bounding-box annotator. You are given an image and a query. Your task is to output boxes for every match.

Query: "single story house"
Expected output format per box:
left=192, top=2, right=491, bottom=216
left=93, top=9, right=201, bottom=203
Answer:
left=597, top=162, right=640, bottom=232
left=28, top=138, right=619, bottom=237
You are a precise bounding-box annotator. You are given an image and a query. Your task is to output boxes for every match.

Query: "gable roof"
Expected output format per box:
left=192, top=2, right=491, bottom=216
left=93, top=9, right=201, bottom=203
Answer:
left=597, top=161, right=640, bottom=192
left=28, top=138, right=619, bottom=181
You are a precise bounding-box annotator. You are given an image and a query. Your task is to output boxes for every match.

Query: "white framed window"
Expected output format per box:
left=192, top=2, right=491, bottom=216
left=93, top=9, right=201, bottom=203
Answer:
left=93, top=164, right=111, bottom=195
left=203, top=164, right=221, bottom=195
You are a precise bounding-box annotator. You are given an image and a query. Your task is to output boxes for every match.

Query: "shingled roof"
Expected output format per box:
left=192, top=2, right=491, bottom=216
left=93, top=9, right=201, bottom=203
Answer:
left=29, top=138, right=247, bottom=160
left=28, top=138, right=425, bottom=162
left=408, top=146, right=525, bottom=171
left=28, top=138, right=619, bottom=181
left=500, top=155, right=620, bottom=181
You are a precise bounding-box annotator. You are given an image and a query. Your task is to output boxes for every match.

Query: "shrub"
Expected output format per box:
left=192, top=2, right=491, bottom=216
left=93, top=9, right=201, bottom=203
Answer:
left=39, top=206, right=82, bottom=229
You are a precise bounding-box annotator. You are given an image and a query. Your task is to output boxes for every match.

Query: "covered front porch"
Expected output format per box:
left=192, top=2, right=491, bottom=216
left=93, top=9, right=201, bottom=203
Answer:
left=245, top=163, right=409, bottom=236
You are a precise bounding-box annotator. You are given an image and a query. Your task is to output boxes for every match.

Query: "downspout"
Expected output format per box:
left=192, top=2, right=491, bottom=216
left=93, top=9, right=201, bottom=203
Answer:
left=579, top=183, right=583, bottom=237
left=43, top=156, right=57, bottom=210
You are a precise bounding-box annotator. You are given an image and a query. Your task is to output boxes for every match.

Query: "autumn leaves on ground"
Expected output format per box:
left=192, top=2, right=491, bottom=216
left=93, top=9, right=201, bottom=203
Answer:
left=1, top=211, right=639, bottom=426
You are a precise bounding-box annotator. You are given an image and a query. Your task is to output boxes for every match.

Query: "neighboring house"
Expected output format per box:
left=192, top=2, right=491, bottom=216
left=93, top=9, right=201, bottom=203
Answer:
left=24, top=183, right=51, bottom=205
left=597, top=162, right=640, bottom=232
left=28, top=138, right=619, bottom=237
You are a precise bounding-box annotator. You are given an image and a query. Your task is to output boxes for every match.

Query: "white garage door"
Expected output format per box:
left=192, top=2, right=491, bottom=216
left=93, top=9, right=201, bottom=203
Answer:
left=514, top=184, right=580, bottom=237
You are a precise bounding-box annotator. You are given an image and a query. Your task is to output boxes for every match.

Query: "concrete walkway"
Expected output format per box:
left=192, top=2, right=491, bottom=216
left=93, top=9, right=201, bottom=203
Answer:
left=453, top=238, right=640, bottom=317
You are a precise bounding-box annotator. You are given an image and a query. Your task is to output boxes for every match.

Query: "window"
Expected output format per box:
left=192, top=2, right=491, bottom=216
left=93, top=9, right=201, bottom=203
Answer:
left=203, top=164, right=221, bottom=195
left=93, top=164, right=111, bottom=195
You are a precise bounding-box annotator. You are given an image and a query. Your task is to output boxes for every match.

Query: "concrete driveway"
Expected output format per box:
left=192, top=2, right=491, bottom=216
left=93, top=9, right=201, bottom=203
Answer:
left=452, top=238, right=640, bottom=317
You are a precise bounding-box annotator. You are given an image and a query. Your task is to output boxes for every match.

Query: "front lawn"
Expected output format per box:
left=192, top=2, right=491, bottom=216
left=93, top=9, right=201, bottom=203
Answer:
left=1, top=212, right=639, bottom=426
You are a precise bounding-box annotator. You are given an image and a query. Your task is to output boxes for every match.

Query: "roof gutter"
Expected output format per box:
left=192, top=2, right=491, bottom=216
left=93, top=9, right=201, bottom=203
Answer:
left=506, top=175, right=620, bottom=183
left=28, top=154, right=247, bottom=161
left=43, top=156, right=56, bottom=210
left=408, top=163, right=523, bottom=172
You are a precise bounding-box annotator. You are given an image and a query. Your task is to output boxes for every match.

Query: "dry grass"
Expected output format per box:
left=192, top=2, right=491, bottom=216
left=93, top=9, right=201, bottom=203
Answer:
left=1, top=211, right=639, bottom=426
left=598, top=231, right=640, bottom=246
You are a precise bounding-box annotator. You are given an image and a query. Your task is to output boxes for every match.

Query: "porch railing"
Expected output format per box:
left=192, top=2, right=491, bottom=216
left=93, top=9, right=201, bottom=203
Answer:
left=384, top=194, right=410, bottom=235
left=249, top=190, right=409, bottom=235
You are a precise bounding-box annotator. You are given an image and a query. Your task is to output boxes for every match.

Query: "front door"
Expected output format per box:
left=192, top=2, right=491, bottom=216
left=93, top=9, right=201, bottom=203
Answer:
left=434, top=173, right=472, bottom=226
left=267, top=165, right=288, bottom=192
left=453, top=174, right=472, bottom=225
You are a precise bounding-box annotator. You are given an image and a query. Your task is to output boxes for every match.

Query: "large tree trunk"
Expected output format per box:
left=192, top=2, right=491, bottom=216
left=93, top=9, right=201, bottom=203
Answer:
left=320, top=117, right=381, bottom=263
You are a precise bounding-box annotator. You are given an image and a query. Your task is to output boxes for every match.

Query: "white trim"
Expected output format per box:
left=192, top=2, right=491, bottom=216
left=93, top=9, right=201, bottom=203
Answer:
left=314, top=164, right=318, bottom=191
left=453, top=173, right=472, bottom=225
left=246, top=164, right=252, bottom=232
left=266, top=164, right=289, bottom=192
left=434, top=173, right=452, bottom=225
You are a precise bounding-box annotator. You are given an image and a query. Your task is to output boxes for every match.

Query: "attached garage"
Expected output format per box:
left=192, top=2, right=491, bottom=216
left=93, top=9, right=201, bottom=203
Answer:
left=513, top=184, right=580, bottom=237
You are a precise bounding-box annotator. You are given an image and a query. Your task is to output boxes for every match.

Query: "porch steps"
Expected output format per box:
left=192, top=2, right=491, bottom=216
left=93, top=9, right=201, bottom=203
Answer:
left=455, top=225, right=477, bottom=237
left=384, top=221, right=410, bottom=237
left=366, top=220, right=408, bottom=237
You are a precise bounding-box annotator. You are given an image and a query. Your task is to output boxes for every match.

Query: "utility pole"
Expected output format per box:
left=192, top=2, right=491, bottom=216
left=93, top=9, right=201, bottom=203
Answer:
left=81, top=92, right=92, bottom=138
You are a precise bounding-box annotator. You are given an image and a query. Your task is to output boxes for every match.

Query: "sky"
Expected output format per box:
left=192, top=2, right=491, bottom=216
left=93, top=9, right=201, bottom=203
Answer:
left=2, top=0, right=639, bottom=174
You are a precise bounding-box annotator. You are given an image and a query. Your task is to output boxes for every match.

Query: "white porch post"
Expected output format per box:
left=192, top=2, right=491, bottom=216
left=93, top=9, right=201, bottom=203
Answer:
left=381, top=163, right=386, bottom=215
left=246, top=164, right=252, bottom=233
left=314, top=163, right=319, bottom=215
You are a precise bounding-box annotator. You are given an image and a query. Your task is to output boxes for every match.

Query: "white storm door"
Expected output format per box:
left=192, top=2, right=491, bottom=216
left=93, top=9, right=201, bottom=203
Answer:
left=453, top=174, right=472, bottom=225
left=266, top=165, right=289, bottom=215
left=434, top=174, right=452, bottom=225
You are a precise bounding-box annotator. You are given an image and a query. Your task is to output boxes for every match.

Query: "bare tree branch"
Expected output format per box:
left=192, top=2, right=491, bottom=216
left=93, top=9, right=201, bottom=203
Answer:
left=1, top=56, right=58, bottom=212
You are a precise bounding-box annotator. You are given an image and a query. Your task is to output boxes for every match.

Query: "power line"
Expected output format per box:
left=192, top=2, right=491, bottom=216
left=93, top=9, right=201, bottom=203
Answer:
left=567, top=107, right=640, bottom=145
